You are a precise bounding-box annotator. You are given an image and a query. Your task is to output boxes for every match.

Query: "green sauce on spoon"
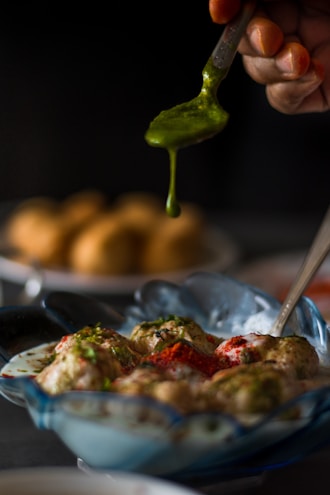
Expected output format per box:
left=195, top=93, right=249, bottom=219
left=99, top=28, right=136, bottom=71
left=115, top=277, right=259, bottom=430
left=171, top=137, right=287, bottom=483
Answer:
left=145, top=2, right=255, bottom=217
left=145, top=59, right=229, bottom=217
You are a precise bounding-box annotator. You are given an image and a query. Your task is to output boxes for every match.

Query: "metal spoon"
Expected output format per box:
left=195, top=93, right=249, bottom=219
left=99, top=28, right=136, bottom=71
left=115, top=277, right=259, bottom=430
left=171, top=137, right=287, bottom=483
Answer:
left=211, top=0, right=256, bottom=75
left=145, top=0, right=256, bottom=217
left=271, top=205, right=330, bottom=337
left=145, top=0, right=256, bottom=151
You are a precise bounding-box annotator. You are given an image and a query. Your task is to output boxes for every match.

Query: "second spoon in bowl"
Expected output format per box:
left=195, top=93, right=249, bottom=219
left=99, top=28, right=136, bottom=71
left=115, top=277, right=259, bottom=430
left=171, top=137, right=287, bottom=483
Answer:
left=271, top=205, right=330, bottom=337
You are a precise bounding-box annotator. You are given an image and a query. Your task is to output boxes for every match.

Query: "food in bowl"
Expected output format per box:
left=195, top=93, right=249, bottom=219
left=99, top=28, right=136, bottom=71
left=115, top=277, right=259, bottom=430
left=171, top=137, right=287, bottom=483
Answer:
left=18, top=314, right=322, bottom=420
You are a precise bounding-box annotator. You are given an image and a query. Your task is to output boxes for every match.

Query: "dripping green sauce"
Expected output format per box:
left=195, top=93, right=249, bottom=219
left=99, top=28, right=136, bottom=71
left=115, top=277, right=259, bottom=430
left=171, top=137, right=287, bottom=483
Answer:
left=145, top=58, right=229, bottom=217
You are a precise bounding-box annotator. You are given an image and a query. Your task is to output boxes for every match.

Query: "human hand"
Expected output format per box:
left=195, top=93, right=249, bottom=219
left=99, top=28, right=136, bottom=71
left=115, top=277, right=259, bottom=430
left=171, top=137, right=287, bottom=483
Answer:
left=209, top=0, right=330, bottom=114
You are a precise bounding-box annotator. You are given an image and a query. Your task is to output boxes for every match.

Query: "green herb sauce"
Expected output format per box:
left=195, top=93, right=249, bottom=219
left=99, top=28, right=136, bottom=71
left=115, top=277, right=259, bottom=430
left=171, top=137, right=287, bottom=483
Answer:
left=145, top=59, right=229, bottom=217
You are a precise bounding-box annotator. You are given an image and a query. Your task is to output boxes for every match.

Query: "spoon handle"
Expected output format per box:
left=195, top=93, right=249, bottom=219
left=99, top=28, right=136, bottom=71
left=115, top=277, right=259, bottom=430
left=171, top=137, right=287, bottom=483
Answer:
left=211, top=0, right=256, bottom=74
left=271, top=205, right=330, bottom=337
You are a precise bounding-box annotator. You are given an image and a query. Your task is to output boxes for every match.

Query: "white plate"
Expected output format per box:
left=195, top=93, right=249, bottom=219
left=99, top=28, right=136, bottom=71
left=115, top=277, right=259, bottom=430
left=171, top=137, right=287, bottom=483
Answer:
left=0, top=227, right=240, bottom=295
left=0, top=467, right=200, bottom=495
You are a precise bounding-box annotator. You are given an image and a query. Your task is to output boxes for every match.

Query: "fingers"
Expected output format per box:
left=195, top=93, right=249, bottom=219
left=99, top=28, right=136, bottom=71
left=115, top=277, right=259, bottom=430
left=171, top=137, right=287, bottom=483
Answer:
left=265, top=60, right=326, bottom=114
left=242, top=41, right=326, bottom=113
left=209, top=0, right=241, bottom=24
left=209, top=0, right=328, bottom=113
left=242, top=42, right=311, bottom=84
left=242, top=17, right=284, bottom=56
left=236, top=14, right=325, bottom=113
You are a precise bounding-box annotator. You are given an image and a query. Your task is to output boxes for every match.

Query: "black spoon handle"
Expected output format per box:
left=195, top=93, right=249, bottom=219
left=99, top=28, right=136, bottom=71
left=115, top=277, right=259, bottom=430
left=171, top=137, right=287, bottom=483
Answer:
left=211, top=0, right=256, bottom=74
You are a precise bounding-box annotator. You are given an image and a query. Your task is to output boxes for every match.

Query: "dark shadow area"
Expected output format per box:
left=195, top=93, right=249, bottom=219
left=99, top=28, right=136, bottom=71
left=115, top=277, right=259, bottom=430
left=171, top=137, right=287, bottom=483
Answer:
left=0, top=2, right=328, bottom=216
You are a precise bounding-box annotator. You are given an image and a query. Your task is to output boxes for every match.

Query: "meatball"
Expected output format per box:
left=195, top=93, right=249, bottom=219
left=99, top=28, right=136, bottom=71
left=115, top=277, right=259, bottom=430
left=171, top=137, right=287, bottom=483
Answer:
left=36, top=342, right=123, bottom=394
left=130, top=315, right=221, bottom=355
left=112, top=366, right=198, bottom=414
left=214, top=333, right=276, bottom=368
left=264, top=335, right=319, bottom=379
left=55, top=325, right=141, bottom=371
left=214, top=333, right=319, bottom=378
left=202, top=362, right=305, bottom=417
left=36, top=325, right=142, bottom=394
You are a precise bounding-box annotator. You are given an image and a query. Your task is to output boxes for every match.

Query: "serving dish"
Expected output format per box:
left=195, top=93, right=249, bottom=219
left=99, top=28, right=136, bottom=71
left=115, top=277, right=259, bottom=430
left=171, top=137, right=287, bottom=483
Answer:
left=0, top=227, right=239, bottom=295
left=1, top=272, right=330, bottom=484
left=0, top=467, right=199, bottom=495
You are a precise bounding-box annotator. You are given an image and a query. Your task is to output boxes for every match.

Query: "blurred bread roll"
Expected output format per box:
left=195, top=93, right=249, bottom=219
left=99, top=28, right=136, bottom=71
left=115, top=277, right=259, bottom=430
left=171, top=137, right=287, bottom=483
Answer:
left=6, top=198, right=72, bottom=267
left=139, top=202, right=205, bottom=273
left=68, top=213, right=138, bottom=275
left=113, top=192, right=163, bottom=240
left=60, top=189, right=107, bottom=230
left=114, top=191, right=162, bottom=211
left=5, top=191, right=208, bottom=276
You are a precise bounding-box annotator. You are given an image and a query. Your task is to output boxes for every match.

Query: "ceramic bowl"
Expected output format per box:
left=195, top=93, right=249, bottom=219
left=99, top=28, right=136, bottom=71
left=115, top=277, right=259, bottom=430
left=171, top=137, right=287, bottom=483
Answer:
left=0, top=272, right=330, bottom=484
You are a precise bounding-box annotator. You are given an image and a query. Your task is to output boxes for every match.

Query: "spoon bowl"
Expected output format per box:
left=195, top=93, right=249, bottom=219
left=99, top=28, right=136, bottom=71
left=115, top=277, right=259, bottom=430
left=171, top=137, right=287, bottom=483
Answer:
left=42, top=291, right=125, bottom=333
left=145, top=0, right=256, bottom=149
left=145, top=91, right=228, bottom=150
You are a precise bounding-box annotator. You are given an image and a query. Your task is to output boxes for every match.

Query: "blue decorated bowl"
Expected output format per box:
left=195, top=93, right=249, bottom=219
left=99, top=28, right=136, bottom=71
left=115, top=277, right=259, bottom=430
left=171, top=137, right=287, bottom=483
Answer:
left=0, top=272, right=330, bottom=484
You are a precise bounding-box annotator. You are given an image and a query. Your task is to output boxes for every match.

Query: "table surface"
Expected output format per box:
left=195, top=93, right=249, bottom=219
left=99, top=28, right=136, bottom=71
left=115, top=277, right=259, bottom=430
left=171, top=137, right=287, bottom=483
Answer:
left=0, top=207, right=329, bottom=494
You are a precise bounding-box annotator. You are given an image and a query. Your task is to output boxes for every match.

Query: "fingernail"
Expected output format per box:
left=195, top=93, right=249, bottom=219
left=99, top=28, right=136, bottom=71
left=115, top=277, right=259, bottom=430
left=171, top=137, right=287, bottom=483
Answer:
left=276, top=43, right=310, bottom=78
left=249, top=27, right=266, bottom=55
left=276, top=50, right=294, bottom=75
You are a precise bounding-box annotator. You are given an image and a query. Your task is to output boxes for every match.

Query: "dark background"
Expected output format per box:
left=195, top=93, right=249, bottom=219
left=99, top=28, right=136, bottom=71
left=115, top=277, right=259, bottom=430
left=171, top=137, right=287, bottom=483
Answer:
left=0, top=2, right=328, bottom=216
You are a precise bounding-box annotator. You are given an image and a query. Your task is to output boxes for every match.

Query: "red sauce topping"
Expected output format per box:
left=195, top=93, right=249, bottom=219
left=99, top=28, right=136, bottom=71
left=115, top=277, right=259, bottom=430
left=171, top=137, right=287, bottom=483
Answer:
left=215, top=335, right=262, bottom=367
left=142, top=341, right=221, bottom=377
